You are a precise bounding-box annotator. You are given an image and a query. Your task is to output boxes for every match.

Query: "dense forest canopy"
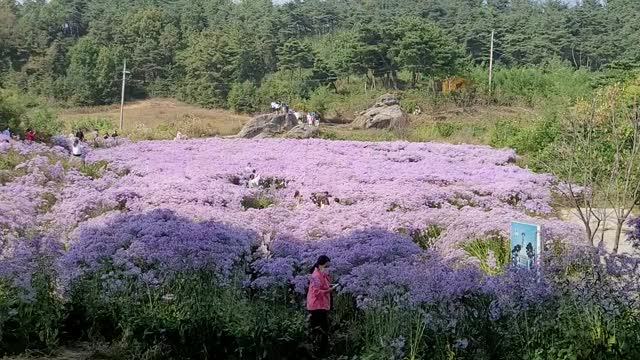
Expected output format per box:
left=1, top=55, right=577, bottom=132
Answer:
left=0, top=0, right=639, bottom=108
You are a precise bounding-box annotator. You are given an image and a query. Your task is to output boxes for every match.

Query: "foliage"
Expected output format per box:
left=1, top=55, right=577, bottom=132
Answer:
left=2, top=138, right=640, bottom=358
left=462, top=235, right=509, bottom=275
left=227, top=81, right=259, bottom=113
left=3, top=0, right=633, bottom=110
left=68, top=116, right=114, bottom=133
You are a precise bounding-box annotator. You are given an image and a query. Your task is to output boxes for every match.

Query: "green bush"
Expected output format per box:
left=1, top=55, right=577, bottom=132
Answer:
left=227, top=81, right=259, bottom=113
left=68, top=116, right=115, bottom=133
left=241, top=193, right=275, bottom=210
left=489, top=119, right=521, bottom=148
left=0, top=257, right=63, bottom=356
left=0, top=91, right=24, bottom=131
left=462, top=234, right=509, bottom=275
left=435, top=122, right=458, bottom=138
left=66, top=272, right=308, bottom=359
left=257, top=70, right=314, bottom=108
left=306, top=86, right=335, bottom=114
left=23, top=108, right=64, bottom=141
left=76, top=160, right=109, bottom=179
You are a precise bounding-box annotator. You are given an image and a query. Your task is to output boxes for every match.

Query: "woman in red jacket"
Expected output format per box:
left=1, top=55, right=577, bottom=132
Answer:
left=307, top=255, right=337, bottom=356
left=25, top=128, right=35, bottom=142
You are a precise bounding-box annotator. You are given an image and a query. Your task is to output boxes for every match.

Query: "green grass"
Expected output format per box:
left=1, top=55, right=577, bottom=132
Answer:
left=241, top=193, right=275, bottom=210
left=76, top=160, right=109, bottom=179
left=462, top=235, right=510, bottom=275
left=0, top=151, right=30, bottom=184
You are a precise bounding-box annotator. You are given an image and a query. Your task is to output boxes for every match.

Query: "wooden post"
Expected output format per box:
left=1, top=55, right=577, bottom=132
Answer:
left=119, top=59, right=128, bottom=131
left=488, top=30, right=495, bottom=95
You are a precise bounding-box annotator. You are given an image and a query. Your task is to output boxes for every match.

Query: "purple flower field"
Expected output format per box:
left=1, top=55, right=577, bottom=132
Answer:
left=1, top=138, right=588, bottom=306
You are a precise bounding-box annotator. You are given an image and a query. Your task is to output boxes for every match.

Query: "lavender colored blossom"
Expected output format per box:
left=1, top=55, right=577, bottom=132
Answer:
left=0, top=137, right=597, bottom=309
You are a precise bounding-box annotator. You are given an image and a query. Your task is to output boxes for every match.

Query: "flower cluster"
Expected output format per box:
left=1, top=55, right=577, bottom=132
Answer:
left=1, top=138, right=591, bottom=310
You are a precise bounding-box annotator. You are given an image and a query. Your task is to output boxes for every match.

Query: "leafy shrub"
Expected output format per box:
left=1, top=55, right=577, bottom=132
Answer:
left=38, top=193, right=57, bottom=214
left=68, top=116, right=115, bottom=133
left=66, top=273, right=308, bottom=359
left=228, top=81, right=259, bottom=113
left=462, top=235, right=509, bottom=275
left=77, top=160, right=109, bottom=179
left=23, top=108, right=64, bottom=141
left=489, top=119, right=521, bottom=148
left=241, top=193, right=274, bottom=210
left=306, top=86, right=335, bottom=114
left=0, top=245, right=63, bottom=356
left=257, top=70, right=313, bottom=107
left=408, top=225, right=442, bottom=250
left=435, top=122, right=458, bottom=138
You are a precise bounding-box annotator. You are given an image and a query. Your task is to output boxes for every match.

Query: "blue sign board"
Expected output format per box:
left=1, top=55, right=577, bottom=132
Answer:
left=510, top=221, right=541, bottom=269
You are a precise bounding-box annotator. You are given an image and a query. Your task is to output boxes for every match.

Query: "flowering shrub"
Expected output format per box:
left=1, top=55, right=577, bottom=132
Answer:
left=1, top=138, right=638, bottom=359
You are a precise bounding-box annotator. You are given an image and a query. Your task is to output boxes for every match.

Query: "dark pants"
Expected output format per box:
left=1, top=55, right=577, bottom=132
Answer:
left=309, top=310, right=329, bottom=356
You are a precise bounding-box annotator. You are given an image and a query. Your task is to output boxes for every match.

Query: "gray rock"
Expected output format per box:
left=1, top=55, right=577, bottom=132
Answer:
left=236, top=113, right=299, bottom=138
left=284, top=124, right=319, bottom=139
left=352, top=94, right=408, bottom=129
left=375, top=93, right=400, bottom=107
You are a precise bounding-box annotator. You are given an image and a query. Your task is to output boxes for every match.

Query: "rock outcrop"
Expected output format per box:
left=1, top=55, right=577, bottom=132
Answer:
left=351, top=94, right=409, bottom=130
left=284, top=124, right=319, bottom=139
left=235, top=113, right=299, bottom=138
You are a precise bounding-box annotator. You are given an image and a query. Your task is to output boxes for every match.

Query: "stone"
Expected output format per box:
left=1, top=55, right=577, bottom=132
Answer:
left=351, top=94, right=408, bottom=130
left=284, top=124, right=319, bottom=139
left=235, top=113, right=299, bottom=138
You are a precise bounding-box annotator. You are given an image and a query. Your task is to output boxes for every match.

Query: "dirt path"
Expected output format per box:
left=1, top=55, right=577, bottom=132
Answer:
left=560, top=208, right=636, bottom=255
left=2, top=346, right=93, bottom=360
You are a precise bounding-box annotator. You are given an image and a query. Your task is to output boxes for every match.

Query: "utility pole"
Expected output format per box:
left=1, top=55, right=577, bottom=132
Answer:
left=119, top=59, right=130, bottom=131
left=488, top=30, right=494, bottom=95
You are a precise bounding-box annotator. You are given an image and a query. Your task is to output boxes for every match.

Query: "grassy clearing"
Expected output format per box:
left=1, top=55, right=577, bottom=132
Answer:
left=320, top=106, right=540, bottom=146
left=57, top=98, right=249, bottom=140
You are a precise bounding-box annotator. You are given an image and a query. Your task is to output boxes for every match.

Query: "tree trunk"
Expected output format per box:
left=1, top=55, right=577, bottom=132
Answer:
left=613, top=220, right=624, bottom=254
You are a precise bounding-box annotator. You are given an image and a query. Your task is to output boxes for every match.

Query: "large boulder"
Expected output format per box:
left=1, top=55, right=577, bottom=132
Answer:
left=351, top=94, right=409, bottom=130
left=284, top=124, right=319, bottom=139
left=236, top=113, right=299, bottom=138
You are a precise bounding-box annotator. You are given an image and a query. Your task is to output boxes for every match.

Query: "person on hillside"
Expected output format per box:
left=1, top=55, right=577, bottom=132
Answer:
left=103, top=132, right=110, bottom=140
left=112, top=131, right=118, bottom=138
left=307, top=255, right=337, bottom=357
left=71, top=138, right=84, bottom=165
left=248, top=170, right=261, bottom=188
left=75, top=130, right=84, bottom=142
left=282, top=102, right=289, bottom=115
left=271, top=101, right=279, bottom=113
left=313, top=113, right=320, bottom=127
left=1, top=128, right=9, bottom=143
left=294, top=111, right=304, bottom=125
left=25, top=128, right=35, bottom=142
left=307, top=112, right=314, bottom=126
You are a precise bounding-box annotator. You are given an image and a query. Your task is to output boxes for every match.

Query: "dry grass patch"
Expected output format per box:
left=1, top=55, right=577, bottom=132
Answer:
left=57, top=98, right=249, bottom=140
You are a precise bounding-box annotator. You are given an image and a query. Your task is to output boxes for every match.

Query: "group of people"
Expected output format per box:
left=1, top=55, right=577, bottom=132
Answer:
left=270, top=100, right=290, bottom=114
left=1, top=127, right=37, bottom=143
left=270, top=101, right=321, bottom=127
left=67, top=129, right=119, bottom=164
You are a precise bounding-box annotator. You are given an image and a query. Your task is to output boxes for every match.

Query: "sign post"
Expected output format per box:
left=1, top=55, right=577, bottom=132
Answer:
left=510, top=221, right=541, bottom=270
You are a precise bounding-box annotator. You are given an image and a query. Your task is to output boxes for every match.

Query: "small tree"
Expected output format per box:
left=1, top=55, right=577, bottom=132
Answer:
left=542, top=85, right=640, bottom=252
left=227, top=81, right=258, bottom=113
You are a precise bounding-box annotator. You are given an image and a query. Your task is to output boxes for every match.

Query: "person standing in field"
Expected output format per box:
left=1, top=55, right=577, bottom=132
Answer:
left=307, top=255, right=337, bottom=357
left=1, top=127, right=9, bottom=143
left=71, top=138, right=84, bottom=165
left=25, top=128, right=35, bottom=142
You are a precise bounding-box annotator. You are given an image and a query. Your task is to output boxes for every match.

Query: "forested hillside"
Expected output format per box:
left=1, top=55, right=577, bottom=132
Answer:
left=1, top=0, right=639, bottom=110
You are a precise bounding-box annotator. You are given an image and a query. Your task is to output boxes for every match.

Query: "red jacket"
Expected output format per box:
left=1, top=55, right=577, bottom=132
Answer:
left=306, top=268, right=331, bottom=311
left=25, top=131, right=35, bottom=142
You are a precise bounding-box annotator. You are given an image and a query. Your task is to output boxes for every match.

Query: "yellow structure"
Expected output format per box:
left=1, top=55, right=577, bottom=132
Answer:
left=440, top=77, right=467, bottom=94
